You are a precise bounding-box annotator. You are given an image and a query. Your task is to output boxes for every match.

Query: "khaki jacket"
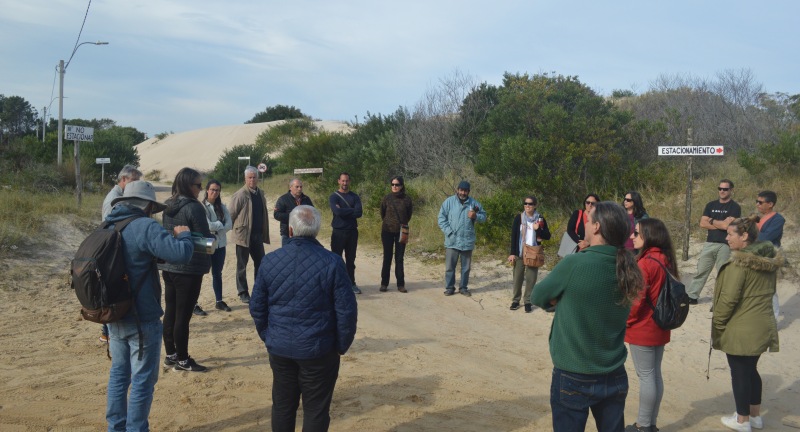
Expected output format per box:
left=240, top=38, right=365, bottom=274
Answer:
left=712, top=241, right=781, bottom=355
left=229, top=185, right=270, bottom=247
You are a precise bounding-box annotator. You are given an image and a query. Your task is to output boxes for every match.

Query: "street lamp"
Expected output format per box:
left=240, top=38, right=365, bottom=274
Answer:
left=57, top=41, right=108, bottom=165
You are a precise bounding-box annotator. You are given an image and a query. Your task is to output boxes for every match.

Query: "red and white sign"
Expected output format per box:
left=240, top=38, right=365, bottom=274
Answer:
left=257, top=163, right=268, bottom=173
left=658, top=146, right=724, bottom=156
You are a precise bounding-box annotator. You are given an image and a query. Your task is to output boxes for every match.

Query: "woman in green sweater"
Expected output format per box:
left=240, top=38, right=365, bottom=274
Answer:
left=713, top=215, right=781, bottom=432
left=532, top=201, right=643, bottom=432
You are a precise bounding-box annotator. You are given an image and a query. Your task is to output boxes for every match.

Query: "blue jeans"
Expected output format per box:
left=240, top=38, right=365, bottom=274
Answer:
left=445, top=248, right=472, bottom=290
left=550, top=366, right=628, bottom=432
left=106, top=319, right=163, bottom=432
left=210, top=247, right=226, bottom=302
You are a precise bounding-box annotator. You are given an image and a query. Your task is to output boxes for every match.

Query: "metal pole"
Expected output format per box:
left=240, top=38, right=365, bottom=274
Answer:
left=42, top=106, right=47, bottom=142
left=101, top=163, right=105, bottom=186
left=75, top=140, right=82, bottom=207
left=58, top=60, right=65, bottom=165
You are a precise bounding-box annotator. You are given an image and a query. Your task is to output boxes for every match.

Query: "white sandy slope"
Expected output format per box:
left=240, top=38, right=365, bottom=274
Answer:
left=135, top=120, right=351, bottom=179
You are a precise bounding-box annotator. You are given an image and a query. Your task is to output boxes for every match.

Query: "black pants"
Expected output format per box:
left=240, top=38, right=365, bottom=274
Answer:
left=726, top=353, right=762, bottom=416
left=330, top=229, right=358, bottom=285
left=269, top=350, right=341, bottom=432
left=236, top=233, right=265, bottom=296
left=162, top=271, right=203, bottom=361
left=380, top=231, right=406, bottom=287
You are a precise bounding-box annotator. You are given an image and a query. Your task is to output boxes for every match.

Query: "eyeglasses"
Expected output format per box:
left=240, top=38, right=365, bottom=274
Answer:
left=193, top=183, right=202, bottom=189
left=391, top=183, right=402, bottom=187
left=523, top=202, right=536, bottom=206
left=718, top=187, right=730, bottom=191
left=208, top=188, right=221, bottom=193
left=584, top=201, right=596, bottom=206
left=756, top=200, right=766, bottom=205
left=633, top=230, right=640, bottom=237
left=623, top=198, right=633, bottom=202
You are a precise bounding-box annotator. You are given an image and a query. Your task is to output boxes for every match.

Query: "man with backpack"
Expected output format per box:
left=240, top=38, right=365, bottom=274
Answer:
left=102, top=181, right=194, bottom=431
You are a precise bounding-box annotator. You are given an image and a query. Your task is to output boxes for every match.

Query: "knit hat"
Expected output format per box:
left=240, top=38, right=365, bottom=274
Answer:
left=457, top=180, right=471, bottom=190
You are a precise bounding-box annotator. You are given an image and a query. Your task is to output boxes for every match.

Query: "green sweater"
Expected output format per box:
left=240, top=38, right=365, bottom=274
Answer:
left=532, top=245, right=631, bottom=374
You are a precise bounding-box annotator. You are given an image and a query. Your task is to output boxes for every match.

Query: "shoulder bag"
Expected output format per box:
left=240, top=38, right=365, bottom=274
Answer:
left=521, top=213, right=545, bottom=267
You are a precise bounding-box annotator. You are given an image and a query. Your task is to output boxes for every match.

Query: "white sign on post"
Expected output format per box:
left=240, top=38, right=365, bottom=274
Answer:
left=65, top=125, right=94, bottom=142
left=96, top=158, right=110, bottom=164
left=293, top=168, right=324, bottom=174
left=658, top=146, right=724, bottom=156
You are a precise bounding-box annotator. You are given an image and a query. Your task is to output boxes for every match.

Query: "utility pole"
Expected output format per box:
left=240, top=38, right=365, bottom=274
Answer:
left=57, top=60, right=65, bottom=164
left=683, top=128, right=693, bottom=261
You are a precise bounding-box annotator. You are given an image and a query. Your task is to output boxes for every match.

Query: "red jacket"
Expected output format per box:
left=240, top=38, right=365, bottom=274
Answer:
left=625, top=247, right=671, bottom=346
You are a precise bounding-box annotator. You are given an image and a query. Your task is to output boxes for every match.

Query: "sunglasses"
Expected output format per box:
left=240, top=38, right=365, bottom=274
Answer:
left=584, top=201, right=596, bottom=206
left=391, top=183, right=402, bottom=187
left=718, top=187, right=730, bottom=191
left=523, top=202, right=536, bottom=206
left=623, top=198, right=633, bottom=202
left=208, top=188, right=221, bottom=192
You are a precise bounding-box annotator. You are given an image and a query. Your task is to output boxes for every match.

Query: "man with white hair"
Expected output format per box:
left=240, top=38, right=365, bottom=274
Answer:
left=229, top=166, right=271, bottom=303
left=99, top=164, right=142, bottom=343
left=104, top=180, right=193, bottom=431
left=250, top=205, right=358, bottom=432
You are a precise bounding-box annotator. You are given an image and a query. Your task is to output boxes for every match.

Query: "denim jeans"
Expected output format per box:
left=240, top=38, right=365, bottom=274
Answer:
left=106, top=319, right=163, bottom=432
left=210, top=246, right=226, bottom=302
left=444, top=248, right=472, bottom=290
left=629, top=344, right=665, bottom=427
left=269, top=350, right=341, bottom=432
left=331, top=229, right=359, bottom=285
left=550, top=366, right=628, bottom=432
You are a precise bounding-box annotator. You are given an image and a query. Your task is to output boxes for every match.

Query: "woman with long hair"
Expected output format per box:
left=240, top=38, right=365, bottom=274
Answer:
left=379, top=176, right=413, bottom=293
left=203, top=179, right=232, bottom=312
left=566, top=193, right=600, bottom=251
left=623, top=191, right=649, bottom=250
left=532, top=201, right=643, bottom=431
left=507, top=195, right=551, bottom=312
left=713, top=215, right=781, bottom=431
left=625, top=218, right=678, bottom=432
left=158, top=167, right=212, bottom=372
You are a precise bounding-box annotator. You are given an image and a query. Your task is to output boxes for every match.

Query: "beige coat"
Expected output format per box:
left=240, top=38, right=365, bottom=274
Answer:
left=229, top=185, right=270, bottom=247
left=712, top=241, right=781, bottom=356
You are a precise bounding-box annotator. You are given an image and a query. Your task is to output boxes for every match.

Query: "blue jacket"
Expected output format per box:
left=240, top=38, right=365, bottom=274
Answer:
left=249, top=237, right=358, bottom=359
left=329, top=191, right=362, bottom=230
left=759, top=212, right=784, bottom=248
left=106, top=204, right=193, bottom=322
left=438, top=195, right=486, bottom=251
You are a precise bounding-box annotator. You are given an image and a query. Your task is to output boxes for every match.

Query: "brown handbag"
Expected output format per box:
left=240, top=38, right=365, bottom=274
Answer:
left=390, top=198, right=410, bottom=244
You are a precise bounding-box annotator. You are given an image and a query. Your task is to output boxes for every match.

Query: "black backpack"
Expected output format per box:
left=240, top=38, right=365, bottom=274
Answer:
left=71, top=216, right=141, bottom=323
left=645, top=257, right=690, bottom=330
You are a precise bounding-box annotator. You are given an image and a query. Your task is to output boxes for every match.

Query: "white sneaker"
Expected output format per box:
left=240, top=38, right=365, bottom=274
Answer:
left=750, top=415, right=763, bottom=429
left=721, top=412, right=752, bottom=432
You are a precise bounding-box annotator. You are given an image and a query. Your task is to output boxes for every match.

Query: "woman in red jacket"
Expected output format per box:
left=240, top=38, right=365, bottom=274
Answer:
left=625, top=218, right=678, bottom=432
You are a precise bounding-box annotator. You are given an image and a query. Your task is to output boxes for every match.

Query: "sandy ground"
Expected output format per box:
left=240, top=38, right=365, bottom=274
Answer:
left=0, top=180, right=798, bottom=431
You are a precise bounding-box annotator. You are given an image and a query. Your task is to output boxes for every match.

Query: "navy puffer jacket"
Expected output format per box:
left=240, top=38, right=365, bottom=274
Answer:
left=250, top=237, right=358, bottom=359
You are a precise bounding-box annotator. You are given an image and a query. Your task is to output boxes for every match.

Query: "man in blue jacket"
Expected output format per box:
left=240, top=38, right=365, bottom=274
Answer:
left=104, top=181, right=194, bottom=432
left=250, top=205, right=358, bottom=432
left=438, top=180, right=487, bottom=297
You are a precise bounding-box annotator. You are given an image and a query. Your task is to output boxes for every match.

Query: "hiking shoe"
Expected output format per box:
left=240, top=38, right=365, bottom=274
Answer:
left=721, top=413, right=752, bottom=432
left=193, top=304, right=207, bottom=316
left=352, top=284, right=362, bottom=294
left=174, top=357, right=207, bottom=372
left=459, top=289, right=471, bottom=297
left=397, top=286, right=407, bottom=293
left=545, top=305, right=556, bottom=313
left=215, top=301, right=232, bottom=312
left=524, top=304, right=533, bottom=313
left=379, top=285, right=388, bottom=292
left=99, top=334, right=109, bottom=343
left=688, top=298, right=698, bottom=305
left=625, top=424, right=656, bottom=432
left=510, top=302, right=520, bottom=310
left=444, top=288, right=455, bottom=296
left=239, top=293, right=250, bottom=304
left=163, top=354, right=177, bottom=366
left=750, top=415, right=763, bottom=429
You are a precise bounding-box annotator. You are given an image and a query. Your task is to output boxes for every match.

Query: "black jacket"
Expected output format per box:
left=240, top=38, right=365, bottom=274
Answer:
left=509, top=213, right=551, bottom=256
left=273, top=191, right=314, bottom=237
left=157, top=195, right=212, bottom=275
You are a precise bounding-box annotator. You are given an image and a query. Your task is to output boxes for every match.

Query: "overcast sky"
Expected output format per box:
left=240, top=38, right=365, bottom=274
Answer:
left=2, top=0, right=798, bottom=137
